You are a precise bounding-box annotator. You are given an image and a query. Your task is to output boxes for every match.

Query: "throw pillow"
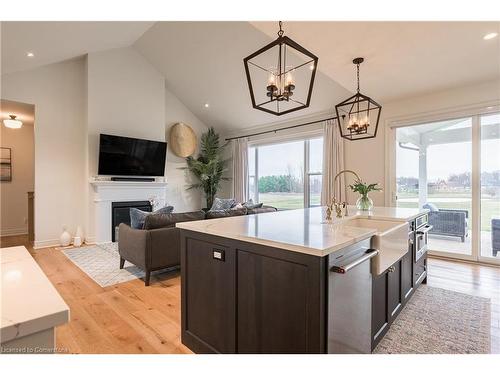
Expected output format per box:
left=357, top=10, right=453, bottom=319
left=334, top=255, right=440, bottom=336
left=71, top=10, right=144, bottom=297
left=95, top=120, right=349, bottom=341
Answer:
left=206, top=207, right=248, bottom=219
left=210, top=197, right=236, bottom=211
left=130, top=205, right=174, bottom=229
left=243, top=199, right=264, bottom=209
left=423, top=203, right=439, bottom=212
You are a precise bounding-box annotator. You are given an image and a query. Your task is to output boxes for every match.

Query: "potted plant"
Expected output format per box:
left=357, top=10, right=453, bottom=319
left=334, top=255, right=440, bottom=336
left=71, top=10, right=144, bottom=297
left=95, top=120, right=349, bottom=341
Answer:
left=182, top=127, right=230, bottom=209
left=349, top=179, right=382, bottom=211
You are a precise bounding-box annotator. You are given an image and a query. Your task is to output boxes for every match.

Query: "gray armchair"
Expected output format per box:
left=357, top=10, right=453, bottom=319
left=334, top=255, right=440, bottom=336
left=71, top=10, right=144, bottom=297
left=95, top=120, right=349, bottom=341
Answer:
left=427, top=208, right=469, bottom=242
left=118, top=211, right=205, bottom=285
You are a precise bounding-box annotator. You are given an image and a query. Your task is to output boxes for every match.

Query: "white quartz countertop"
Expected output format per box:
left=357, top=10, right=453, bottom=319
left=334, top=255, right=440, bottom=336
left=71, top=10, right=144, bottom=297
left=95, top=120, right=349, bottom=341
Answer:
left=176, top=206, right=428, bottom=257
left=1, top=246, right=70, bottom=343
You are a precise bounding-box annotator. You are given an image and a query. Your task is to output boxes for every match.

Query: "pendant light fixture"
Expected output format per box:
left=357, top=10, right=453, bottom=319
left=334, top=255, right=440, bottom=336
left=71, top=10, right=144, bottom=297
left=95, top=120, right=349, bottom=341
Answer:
left=3, top=115, right=23, bottom=129
left=335, top=58, right=381, bottom=140
left=243, top=21, right=319, bottom=116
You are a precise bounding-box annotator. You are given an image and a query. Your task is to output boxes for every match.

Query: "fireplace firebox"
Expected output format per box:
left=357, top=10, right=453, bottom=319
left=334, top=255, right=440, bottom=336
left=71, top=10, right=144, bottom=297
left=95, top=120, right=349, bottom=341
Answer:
left=111, top=201, right=152, bottom=242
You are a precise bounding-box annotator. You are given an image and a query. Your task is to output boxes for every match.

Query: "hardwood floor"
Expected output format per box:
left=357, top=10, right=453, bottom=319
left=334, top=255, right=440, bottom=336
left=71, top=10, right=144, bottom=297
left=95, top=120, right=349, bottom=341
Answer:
left=1, top=234, right=499, bottom=354
left=1, top=235, right=191, bottom=354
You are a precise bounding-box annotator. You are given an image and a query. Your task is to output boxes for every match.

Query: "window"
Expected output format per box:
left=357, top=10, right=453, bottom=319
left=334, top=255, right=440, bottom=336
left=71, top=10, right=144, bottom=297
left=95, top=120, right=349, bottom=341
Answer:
left=392, top=111, right=500, bottom=265
left=248, top=136, right=323, bottom=210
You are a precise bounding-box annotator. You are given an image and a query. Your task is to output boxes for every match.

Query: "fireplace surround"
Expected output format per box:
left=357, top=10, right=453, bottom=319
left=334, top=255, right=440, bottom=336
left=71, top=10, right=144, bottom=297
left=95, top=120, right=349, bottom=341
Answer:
left=90, top=180, right=167, bottom=243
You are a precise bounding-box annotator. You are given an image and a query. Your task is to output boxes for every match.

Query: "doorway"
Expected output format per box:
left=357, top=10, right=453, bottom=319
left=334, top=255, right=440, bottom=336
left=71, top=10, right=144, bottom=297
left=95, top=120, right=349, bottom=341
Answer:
left=390, top=110, right=500, bottom=265
left=0, top=99, right=35, bottom=248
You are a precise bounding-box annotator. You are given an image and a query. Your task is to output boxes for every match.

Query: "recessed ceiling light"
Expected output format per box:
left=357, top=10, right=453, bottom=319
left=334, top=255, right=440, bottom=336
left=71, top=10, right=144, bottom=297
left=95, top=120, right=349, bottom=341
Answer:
left=26, top=52, right=34, bottom=57
left=309, top=64, right=315, bottom=71
left=204, top=103, right=210, bottom=108
left=483, top=32, right=498, bottom=40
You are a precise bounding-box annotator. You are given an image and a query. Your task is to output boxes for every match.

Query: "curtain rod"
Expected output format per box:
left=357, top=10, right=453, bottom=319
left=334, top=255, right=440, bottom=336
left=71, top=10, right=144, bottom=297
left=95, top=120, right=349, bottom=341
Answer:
left=225, top=115, right=338, bottom=141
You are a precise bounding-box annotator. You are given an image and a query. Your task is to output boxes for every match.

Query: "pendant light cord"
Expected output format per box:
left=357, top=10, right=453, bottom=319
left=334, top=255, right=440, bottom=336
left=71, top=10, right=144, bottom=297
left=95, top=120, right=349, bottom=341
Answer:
left=356, top=62, right=360, bottom=93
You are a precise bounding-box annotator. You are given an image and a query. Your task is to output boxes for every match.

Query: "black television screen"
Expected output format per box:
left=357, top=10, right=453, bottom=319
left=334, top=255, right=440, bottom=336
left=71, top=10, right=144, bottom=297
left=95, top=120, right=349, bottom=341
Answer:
left=98, top=134, right=167, bottom=176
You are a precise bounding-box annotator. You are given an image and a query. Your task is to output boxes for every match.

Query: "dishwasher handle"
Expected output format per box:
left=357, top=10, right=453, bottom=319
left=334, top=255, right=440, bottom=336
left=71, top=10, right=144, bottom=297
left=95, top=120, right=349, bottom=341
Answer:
left=330, top=249, right=379, bottom=274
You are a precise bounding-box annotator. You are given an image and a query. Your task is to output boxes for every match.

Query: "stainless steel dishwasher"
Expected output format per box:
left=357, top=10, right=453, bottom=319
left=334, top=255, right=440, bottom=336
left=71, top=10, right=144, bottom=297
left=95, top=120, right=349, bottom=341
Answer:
left=328, top=238, right=378, bottom=354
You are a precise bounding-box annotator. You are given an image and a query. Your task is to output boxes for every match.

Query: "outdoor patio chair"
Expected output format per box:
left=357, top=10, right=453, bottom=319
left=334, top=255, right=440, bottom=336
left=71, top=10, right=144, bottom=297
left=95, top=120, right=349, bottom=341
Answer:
left=492, top=218, right=500, bottom=257
left=423, top=204, right=469, bottom=242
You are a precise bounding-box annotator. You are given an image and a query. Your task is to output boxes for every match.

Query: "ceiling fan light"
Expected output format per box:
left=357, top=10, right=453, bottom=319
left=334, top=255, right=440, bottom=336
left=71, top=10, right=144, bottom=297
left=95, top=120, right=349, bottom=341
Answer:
left=3, top=115, right=23, bottom=129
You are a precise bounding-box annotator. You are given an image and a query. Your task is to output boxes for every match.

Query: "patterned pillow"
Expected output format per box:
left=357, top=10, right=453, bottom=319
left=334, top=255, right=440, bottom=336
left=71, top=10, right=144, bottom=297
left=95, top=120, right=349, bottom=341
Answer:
left=206, top=207, right=248, bottom=219
left=243, top=199, right=264, bottom=210
left=210, top=198, right=236, bottom=211
left=423, top=203, right=439, bottom=212
left=130, top=205, right=174, bottom=229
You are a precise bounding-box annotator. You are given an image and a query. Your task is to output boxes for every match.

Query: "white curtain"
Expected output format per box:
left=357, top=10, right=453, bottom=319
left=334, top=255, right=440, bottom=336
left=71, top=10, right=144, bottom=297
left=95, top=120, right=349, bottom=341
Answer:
left=321, top=119, right=345, bottom=205
left=232, top=138, right=249, bottom=203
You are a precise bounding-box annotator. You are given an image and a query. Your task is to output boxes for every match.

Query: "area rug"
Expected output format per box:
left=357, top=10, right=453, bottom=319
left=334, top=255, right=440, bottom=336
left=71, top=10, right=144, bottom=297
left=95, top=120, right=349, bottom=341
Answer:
left=62, top=242, right=177, bottom=287
left=374, top=285, right=490, bottom=354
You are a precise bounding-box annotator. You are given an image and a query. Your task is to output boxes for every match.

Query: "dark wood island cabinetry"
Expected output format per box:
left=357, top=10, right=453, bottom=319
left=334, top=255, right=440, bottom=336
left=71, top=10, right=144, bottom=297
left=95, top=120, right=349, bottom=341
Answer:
left=178, top=207, right=428, bottom=354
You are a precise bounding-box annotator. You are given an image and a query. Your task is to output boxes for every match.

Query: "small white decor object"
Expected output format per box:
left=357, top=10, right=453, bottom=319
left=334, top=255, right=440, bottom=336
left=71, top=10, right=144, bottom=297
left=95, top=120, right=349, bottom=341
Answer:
left=75, top=226, right=84, bottom=243
left=60, top=226, right=72, bottom=247
left=73, top=236, right=82, bottom=247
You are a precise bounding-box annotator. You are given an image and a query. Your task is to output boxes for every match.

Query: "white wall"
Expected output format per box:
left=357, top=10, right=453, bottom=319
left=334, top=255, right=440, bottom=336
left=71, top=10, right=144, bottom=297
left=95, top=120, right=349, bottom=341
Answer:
left=344, top=80, right=500, bottom=206
left=0, top=122, right=34, bottom=235
left=87, top=48, right=166, bottom=177
left=1, top=47, right=209, bottom=246
left=164, top=86, right=208, bottom=211
left=1, top=58, right=88, bottom=247
left=86, top=47, right=209, bottom=240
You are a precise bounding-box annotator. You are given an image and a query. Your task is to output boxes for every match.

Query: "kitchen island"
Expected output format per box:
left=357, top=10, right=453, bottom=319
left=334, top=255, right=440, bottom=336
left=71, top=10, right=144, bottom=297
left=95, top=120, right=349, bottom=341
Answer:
left=177, top=206, right=429, bottom=354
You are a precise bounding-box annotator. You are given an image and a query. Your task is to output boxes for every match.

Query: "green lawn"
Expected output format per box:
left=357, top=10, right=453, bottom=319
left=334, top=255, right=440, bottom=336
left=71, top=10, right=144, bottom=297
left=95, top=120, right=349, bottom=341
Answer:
left=259, top=192, right=500, bottom=232
left=259, top=193, right=320, bottom=210
left=397, top=192, right=500, bottom=231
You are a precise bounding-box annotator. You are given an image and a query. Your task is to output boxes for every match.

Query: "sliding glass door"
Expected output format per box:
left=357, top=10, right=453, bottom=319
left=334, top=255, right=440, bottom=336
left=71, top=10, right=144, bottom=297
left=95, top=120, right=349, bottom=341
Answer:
left=395, top=118, right=473, bottom=258
left=480, top=113, right=500, bottom=261
left=393, top=111, right=500, bottom=264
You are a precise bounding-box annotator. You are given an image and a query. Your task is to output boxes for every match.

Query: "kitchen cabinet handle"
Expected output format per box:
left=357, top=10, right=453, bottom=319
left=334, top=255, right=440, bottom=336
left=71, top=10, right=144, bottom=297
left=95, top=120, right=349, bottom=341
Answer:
left=388, top=266, right=396, bottom=273
left=330, top=249, right=379, bottom=274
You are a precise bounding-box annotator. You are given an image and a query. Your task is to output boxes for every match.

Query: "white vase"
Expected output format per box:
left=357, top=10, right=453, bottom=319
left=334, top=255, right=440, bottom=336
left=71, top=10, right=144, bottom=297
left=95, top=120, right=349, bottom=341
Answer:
left=59, top=226, right=72, bottom=247
left=75, top=226, right=84, bottom=244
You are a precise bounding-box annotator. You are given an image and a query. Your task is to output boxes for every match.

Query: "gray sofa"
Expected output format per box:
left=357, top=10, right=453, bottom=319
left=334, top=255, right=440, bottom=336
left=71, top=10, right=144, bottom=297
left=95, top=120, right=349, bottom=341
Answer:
left=424, top=205, right=469, bottom=242
left=118, top=205, right=277, bottom=285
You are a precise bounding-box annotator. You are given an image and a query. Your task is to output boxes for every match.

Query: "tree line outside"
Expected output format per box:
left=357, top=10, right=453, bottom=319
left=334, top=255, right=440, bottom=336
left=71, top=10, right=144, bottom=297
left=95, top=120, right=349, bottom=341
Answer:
left=254, top=174, right=322, bottom=210
left=397, top=170, right=500, bottom=231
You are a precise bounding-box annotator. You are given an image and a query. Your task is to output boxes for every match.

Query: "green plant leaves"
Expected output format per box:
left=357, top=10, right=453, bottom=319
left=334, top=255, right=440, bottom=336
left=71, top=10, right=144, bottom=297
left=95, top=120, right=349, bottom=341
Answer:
left=180, top=127, right=231, bottom=207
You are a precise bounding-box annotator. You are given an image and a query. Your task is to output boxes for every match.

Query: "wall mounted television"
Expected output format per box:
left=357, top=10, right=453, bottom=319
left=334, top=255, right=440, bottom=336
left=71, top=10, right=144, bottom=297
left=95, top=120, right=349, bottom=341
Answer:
left=98, top=134, right=167, bottom=177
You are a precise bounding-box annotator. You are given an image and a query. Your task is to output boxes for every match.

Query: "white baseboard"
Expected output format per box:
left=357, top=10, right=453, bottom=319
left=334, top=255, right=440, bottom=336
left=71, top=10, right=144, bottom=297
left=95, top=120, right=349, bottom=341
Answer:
left=0, top=228, right=28, bottom=237
left=34, top=238, right=96, bottom=249
left=34, top=239, right=61, bottom=249
left=85, top=236, right=96, bottom=245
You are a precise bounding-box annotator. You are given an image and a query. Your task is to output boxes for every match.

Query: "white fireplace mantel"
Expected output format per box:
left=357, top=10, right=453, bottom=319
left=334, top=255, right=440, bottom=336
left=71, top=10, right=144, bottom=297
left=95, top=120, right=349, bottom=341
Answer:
left=90, top=179, right=168, bottom=243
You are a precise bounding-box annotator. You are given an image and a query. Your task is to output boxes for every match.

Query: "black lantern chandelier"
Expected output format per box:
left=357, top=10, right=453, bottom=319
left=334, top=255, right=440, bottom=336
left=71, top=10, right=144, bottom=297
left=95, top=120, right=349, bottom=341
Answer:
left=335, top=57, right=382, bottom=140
left=243, top=21, right=319, bottom=116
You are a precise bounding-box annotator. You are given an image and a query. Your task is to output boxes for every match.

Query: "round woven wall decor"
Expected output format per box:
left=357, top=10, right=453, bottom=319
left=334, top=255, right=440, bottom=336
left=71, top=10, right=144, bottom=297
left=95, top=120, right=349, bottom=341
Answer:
left=169, top=122, right=197, bottom=157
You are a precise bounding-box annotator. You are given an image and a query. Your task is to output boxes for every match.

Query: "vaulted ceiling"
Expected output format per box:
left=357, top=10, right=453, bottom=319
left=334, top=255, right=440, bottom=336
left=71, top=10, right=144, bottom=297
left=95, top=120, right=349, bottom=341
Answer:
left=133, top=22, right=350, bottom=132
left=2, top=21, right=499, bottom=133
left=252, top=21, right=500, bottom=102
left=1, top=21, right=154, bottom=74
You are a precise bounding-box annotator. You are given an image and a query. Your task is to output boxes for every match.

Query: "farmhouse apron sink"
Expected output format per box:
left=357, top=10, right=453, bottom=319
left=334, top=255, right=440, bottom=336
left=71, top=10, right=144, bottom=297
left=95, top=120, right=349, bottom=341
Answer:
left=342, top=218, right=409, bottom=275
